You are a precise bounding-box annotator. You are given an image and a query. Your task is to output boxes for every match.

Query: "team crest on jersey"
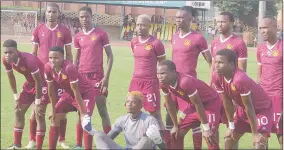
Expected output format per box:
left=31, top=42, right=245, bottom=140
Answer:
left=231, top=84, right=236, bottom=91
left=226, top=44, right=233, bottom=50
left=145, top=44, right=152, bottom=51
left=184, top=40, right=191, bottom=46
left=91, top=35, right=96, bottom=41
left=177, top=90, right=184, bottom=96
left=20, top=67, right=26, bottom=72
left=61, top=74, right=67, bottom=80
left=57, top=31, right=62, bottom=38
left=272, top=50, right=279, bottom=57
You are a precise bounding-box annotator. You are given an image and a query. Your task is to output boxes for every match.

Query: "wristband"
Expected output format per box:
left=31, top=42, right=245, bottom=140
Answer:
left=35, top=98, right=41, bottom=105
left=202, top=123, right=210, bottom=131
left=13, top=94, right=18, bottom=101
left=229, top=122, right=235, bottom=129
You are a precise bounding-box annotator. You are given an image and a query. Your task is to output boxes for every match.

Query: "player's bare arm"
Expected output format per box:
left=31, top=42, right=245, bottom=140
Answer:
left=70, top=82, right=87, bottom=116
left=32, top=44, right=39, bottom=56
left=65, top=45, right=73, bottom=63
left=7, top=70, right=18, bottom=96
left=256, top=64, right=262, bottom=84
left=220, top=93, right=234, bottom=123
left=157, top=55, right=166, bottom=62
left=31, top=71, right=44, bottom=117
left=47, top=80, right=57, bottom=122
left=238, top=59, right=247, bottom=72
left=100, top=46, right=113, bottom=93
left=202, top=50, right=212, bottom=67
left=74, top=48, right=81, bottom=67
left=208, top=61, right=214, bottom=86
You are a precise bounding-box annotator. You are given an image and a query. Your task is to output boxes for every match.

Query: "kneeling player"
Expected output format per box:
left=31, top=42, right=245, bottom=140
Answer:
left=157, top=60, right=220, bottom=149
left=3, top=39, right=48, bottom=149
left=213, top=49, right=273, bottom=149
left=45, top=46, right=96, bottom=149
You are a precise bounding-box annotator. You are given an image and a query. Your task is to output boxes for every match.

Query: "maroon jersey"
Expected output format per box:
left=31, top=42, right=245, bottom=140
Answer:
left=74, top=27, right=110, bottom=75
left=131, top=36, right=165, bottom=79
left=211, top=34, right=247, bottom=60
left=257, top=40, right=283, bottom=96
left=32, top=23, right=72, bottom=64
left=3, top=52, right=45, bottom=84
left=212, top=69, right=272, bottom=112
left=44, top=61, right=93, bottom=97
left=162, top=73, right=218, bottom=110
left=171, top=31, right=208, bottom=77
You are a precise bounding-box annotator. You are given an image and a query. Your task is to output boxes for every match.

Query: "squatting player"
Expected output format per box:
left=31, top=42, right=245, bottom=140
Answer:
left=3, top=40, right=48, bottom=150
left=169, top=6, right=213, bottom=149
left=93, top=91, right=166, bottom=149
left=129, top=14, right=166, bottom=132
left=212, top=49, right=273, bottom=149
left=158, top=60, right=221, bottom=149
left=29, top=3, right=73, bottom=149
left=45, top=46, right=96, bottom=150
left=74, top=6, right=113, bottom=149
left=209, top=11, right=248, bottom=85
left=257, top=16, right=283, bottom=148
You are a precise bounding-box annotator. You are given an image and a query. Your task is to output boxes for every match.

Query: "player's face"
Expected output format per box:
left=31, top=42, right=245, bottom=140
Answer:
left=46, top=6, right=59, bottom=22
left=49, top=51, right=64, bottom=70
left=79, top=10, right=92, bottom=28
left=3, top=47, right=18, bottom=63
left=125, top=95, right=142, bottom=113
left=214, top=55, right=234, bottom=75
left=157, top=65, right=174, bottom=85
left=259, top=19, right=277, bottom=41
left=217, top=15, right=231, bottom=33
left=176, top=10, right=192, bottom=30
left=136, top=18, right=150, bottom=36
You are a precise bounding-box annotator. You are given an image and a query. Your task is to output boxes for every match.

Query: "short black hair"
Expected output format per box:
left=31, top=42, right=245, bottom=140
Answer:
left=3, top=39, right=17, bottom=49
left=219, top=11, right=234, bottom=22
left=263, top=15, right=277, bottom=26
left=79, top=6, right=92, bottom=16
left=46, top=3, right=60, bottom=12
left=50, top=46, right=64, bottom=55
left=179, top=6, right=198, bottom=17
left=158, top=60, right=176, bottom=72
left=216, top=49, right=237, bottom=67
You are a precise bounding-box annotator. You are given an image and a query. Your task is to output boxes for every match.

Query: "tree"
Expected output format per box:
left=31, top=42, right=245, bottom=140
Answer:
left=213, top=1, right=278, bottom=27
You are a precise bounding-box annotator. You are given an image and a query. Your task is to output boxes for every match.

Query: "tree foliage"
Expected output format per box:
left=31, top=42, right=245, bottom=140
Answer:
left=213, top=1, right=278, bottom=27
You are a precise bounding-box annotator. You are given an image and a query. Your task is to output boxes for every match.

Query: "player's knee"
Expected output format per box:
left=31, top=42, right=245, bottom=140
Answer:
left=254, top=142, right=267, bottom=149
left=224, top=136, right=234, bottom=144
left=278, top=135, right=283, bottom=145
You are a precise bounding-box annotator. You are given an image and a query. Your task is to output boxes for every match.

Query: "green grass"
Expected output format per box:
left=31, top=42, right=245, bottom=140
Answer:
left=1, top=43, right=280, bottom=149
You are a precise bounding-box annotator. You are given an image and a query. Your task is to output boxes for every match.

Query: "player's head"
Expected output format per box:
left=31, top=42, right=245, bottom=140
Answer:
left=259, top=16, right=278, bottom=41
left=49, top=46, right=64, bottom=70
left=176, top=6, right=196, bottom=30
left=217, top=11, right=234, bottom=34
left=79, top=6, right=93, bottom=28
left=45, top=3, right=60, bottom=22
left=3, top=39, right=19, bottom=64
left=214, top=49, right=237, bottom=76
left=126, top=91, right=143, bottom=113
left=157, top=60, right=177, bottom=85
left=136, top=14, right=151, bottom=37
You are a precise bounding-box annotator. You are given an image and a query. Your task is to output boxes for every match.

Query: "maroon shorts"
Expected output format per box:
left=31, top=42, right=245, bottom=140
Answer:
left=234, top=105, right=273, bottom=137
left=19, top=81, right=49, bottom=105
left=80, top=72, right=107, bottom=97
left=55, top=90, right=96, bottom=116
left=178, top=97, right=221, bottom=133
left=270, top=96, right=283, bottom=134
left=128, top=78, right=161, bottom=112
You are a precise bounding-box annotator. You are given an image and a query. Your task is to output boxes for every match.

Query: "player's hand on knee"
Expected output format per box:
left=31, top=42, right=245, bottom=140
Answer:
left=170, top=125, right=180, bottom=139
left=203, top=129, right=217, bottom=146
left=49, top=111, right=56, bottom=123
left=253, top=133, right=268, bottom=148
left=99, top=78, right=109, bottom=94
left=14, top=100, right=21, bottom=112
left=146, top=125, right=162, bottom=145
left=35, top=105, right=45, bottom=117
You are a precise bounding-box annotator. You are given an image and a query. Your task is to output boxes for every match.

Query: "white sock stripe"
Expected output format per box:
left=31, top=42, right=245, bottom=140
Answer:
left=14, top=128, right=23, bottom=132
left=192, top=130, right=202, bottom=134
left=192, top=127, right=202, bottom=132
left=36, top=132, right=46, bottom=135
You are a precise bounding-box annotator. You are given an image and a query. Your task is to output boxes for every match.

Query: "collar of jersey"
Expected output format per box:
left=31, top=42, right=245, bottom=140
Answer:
left=83, top=27, right=95, bottom=35
left=179, top=31, right=192, bottom=39
left=224, top=77, right=231, bottom=83
left=266, top=40, right=279, bottom=50
left=138, top=36, right=151, bottom=43
left=170, top=78, right=178, bottom=89
left=220, top=34, right=233, bottom=43
left=13, top=57, right=20, bottom=66
left=45, top=24, right=58, bottom=31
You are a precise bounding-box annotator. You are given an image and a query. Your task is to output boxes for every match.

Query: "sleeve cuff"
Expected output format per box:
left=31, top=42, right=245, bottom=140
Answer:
left=238, top=58, right=248, bottom=60
left=157, top=53, right=166, bottom=58
left=103, top=44, right=110, bottom=48
left=70, top=79, right=79, bottom=84
left=5, top=69, right=13, bottom=72
left=31, top=69, right=39, bottom=75
left=240, top=91, right=251, bottom=96
left=188, top=89, right=198, bottom=98
left=217, top=90, right=224, bottom=93
left=201, top=49, right=209, bottom=53
left=65, top=43, right=72, bottom=46
left=46, top=80, right=53, bottom=83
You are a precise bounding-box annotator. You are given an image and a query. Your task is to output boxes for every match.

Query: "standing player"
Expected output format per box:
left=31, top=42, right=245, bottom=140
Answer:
left=2, top=40, right=48, bottom=149
left=128, top=14, right=166, bottom=133
left=157, top=60, right=220, bottom=149
left=45, top=46, right=96, bottom=150
left=28, top=3, right=73, bottom=149
left=213, top=49, right=273, bottom=149
left=170, top=6, right=212, bottom=149
left=74, top=6, right=113, bottom=149
left=209, top=12, right=248, bottom=85
left=257, top=16, right=283, bottom=148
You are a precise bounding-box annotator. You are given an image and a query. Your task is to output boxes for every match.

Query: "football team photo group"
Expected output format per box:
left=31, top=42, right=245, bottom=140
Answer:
left=1, top=2, right=283, bottom=150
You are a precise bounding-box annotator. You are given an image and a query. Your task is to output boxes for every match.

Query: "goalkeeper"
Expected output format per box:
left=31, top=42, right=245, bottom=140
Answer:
left=83, top=91, right=166, bottom=149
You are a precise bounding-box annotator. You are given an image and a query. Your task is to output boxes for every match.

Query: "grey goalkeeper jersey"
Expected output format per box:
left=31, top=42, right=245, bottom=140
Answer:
left=108, top=112, right=160, bottom=148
